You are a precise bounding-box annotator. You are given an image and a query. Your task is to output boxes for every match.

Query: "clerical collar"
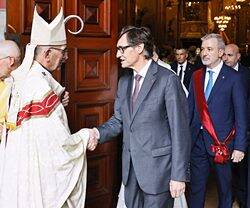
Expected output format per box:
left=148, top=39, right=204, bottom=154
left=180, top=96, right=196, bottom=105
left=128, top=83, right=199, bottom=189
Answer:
left=33, top=60, right=52, bottom=76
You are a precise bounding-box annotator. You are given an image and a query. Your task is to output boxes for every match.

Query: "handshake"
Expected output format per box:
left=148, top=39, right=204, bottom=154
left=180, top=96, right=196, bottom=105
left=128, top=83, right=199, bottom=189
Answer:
left=86, top=128, right=99, bottom=151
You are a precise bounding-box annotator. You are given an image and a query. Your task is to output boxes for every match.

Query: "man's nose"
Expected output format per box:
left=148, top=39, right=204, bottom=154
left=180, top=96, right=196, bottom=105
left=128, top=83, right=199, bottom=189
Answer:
left=116, top=50, right=121, bottom=58
left=202, top=50, right=208, bottom=56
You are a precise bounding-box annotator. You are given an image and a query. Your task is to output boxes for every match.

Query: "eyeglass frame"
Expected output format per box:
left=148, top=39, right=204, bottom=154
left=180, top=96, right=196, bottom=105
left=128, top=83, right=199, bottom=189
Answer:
left=117, top=44, right=137, bottom=54
left=0, top=56, right=21, bottom=63
left=49, top=47, right=68, bottom=56
left=0, top=56, right=9, bottom=61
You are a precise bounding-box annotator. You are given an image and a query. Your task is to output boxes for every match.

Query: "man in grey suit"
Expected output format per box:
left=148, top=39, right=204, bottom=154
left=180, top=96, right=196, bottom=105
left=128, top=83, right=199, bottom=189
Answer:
left=88, top=26, right=191, bottom=208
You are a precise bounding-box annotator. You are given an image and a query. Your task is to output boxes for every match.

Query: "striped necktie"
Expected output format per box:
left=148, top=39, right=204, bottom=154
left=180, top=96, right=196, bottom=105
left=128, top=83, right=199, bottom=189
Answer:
left=131, top=74, right=142, bottom=112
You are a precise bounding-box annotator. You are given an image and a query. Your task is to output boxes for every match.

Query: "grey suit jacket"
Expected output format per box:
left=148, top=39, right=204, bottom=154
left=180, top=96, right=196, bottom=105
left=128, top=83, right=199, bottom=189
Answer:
left=98, top=61, right=191, bottom=194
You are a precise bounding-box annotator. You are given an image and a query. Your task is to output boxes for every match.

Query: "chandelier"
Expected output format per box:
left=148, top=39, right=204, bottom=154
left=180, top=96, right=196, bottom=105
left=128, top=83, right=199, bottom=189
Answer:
left=225, top=4, right=241, bottom=10
left=224, top=0, right=246, bottom=11
left=214, top=15, right=231, bottom=31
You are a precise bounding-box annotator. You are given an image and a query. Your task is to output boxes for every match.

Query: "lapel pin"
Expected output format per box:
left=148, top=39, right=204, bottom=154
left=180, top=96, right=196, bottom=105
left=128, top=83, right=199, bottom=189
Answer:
left=222, top=76, right=225, bottom=79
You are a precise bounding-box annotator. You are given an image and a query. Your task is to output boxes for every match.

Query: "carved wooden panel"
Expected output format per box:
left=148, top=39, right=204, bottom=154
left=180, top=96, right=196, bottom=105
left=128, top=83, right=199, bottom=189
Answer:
left=76, top=48, right=111, bottom=91
left=75, top=101, right=111, bottom=129
left=75, top=100, right=119, bottom=207
left=23, top=0, right=56, bottom=34
left=86, top=153, right=118, bottom=208
left=77, top=0, right=111, bottom=36
left=87, top=155, right=110, bottom=196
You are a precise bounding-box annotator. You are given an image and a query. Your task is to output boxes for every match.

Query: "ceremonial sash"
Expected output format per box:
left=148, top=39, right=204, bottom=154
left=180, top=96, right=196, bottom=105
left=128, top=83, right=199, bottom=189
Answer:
left=16, top=91, right=60, bottom=126
left=193, top=69, right=235, bottom=164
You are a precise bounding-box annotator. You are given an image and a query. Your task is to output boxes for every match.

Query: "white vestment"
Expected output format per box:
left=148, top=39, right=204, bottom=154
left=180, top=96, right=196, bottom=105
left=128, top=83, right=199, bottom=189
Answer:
left=0, top=61, right=89, bottom=208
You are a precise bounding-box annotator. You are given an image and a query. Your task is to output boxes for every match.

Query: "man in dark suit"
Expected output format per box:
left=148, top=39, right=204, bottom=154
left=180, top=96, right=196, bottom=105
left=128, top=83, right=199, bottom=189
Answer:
left=223, top=43, right=250, bottom=208
left=87, top=26, right=191, bottom=208
left=188, top=34, right=248, bottom=208
left=171, top=48, right=196, bottom=93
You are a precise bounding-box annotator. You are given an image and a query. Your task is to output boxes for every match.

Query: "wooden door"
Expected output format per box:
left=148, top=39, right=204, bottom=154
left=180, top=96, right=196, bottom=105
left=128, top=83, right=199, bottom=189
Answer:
left=6, top=0, right=120, bottom=207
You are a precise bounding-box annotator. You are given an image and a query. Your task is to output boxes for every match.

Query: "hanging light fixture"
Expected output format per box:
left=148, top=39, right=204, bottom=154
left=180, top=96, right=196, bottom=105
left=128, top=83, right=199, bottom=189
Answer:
left=214, top=15, right=231, bottom=31
left=225, top=4, right=241, bottom=10
left=224, top=0, right=246, bottom=11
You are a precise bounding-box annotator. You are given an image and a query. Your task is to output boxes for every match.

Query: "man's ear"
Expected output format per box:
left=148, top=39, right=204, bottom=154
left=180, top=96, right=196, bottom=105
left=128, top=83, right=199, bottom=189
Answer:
left=136, top=43, right=145, bottom=54
left=8, top=57, right=15, bottom=68
left=237, top=53, right=241, bottom=61
left=218, top=49, right=224, bottom=58
left=44, top=49, right=51, bottom=62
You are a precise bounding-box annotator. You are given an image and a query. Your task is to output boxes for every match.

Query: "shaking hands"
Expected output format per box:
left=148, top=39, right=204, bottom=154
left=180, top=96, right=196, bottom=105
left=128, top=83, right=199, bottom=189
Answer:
left=87, top=128, right=99, bottom=151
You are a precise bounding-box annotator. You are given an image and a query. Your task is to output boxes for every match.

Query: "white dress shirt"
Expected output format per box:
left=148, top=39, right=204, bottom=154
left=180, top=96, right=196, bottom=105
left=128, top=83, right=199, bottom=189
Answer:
left=132, top=59, right=152, bottom=92
left=204, top=60, right=223, bottom=91
left=177, top=60, right=188, bottom=83
left=233, top=63, right=239, bottom=71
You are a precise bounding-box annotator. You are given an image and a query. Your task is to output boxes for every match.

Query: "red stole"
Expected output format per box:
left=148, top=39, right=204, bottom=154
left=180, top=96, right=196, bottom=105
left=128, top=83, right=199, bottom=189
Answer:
left=193, top=69, right=235, bottom=164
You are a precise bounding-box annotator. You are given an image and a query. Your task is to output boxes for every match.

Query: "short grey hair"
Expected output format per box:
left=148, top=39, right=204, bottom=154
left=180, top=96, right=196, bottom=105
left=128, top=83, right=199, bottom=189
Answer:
left=201, top=33, right=225, bottom=50
left=34, top=45, right=50, bottom=60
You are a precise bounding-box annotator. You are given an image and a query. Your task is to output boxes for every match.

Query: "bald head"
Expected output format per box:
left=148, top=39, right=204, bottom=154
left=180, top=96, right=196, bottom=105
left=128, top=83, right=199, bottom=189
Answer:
left=0, top=40, right=21, bottom=80
left=222, top=43, right=241, bottom=68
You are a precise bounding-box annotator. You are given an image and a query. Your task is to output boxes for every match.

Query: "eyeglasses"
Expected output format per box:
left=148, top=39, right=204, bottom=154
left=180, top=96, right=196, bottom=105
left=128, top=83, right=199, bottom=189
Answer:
left=0, top=56, right=21, bottom=62
left=117, top=45, right=134, bottom=54
left=0, top=56, right=10, bottom=61
left=49, top=47, right=68, bottom=56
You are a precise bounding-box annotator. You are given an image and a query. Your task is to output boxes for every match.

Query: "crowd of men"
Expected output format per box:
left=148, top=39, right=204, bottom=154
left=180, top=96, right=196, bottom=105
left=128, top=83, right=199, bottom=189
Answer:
left=0, top=6, right=250, bottom=208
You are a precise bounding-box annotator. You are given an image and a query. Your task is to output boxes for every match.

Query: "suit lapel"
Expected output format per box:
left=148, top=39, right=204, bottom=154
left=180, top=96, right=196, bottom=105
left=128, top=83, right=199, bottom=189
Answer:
left=131, top=62, right=157, bottom=120
left=173, top=62, right=178, bottom=73
left=207, top=64, right=227, bottom=103
left=125, top=72, right=133, bottom=118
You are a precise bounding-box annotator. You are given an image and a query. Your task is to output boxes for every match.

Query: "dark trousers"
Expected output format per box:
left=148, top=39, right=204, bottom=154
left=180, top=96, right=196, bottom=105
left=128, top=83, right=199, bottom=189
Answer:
left=189, top=131, right=232, bottom=208
left=124, top=162, right=174, bottom=208
left=232, top=156, right=247, bottom=207
left=247, top=143, right=250, bottom=208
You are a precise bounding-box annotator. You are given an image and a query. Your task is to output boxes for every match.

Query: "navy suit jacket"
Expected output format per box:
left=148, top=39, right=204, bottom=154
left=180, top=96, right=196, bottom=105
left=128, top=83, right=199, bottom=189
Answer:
left=188, top=63, right=248, bottom=155
left=171, top=61, right=196, bottom=91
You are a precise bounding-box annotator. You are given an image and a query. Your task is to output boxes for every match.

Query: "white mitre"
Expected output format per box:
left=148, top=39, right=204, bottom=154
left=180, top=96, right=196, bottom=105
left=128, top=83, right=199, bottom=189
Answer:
left=11, top=6, right=83, bottom=81
left=31, top=7, right=67, bottom=45
left=7, top=6, right=83, bottom=127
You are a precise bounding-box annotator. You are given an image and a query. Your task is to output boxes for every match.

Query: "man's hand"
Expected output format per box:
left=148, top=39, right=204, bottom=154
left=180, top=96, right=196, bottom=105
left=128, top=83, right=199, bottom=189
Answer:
left=61, top=91, right=69, bottom=107
left=169, top=180, right=185, bottom=198
left=87, top=128, right=99, bottom=151
left=231, top=150, right=245, bottom=163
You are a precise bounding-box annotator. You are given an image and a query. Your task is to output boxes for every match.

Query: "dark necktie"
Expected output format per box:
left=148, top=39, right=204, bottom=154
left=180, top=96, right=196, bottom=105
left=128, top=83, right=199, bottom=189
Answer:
left=131, top=74, right=142, bottom=112
left=179, top=65, right=183, bottom=81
